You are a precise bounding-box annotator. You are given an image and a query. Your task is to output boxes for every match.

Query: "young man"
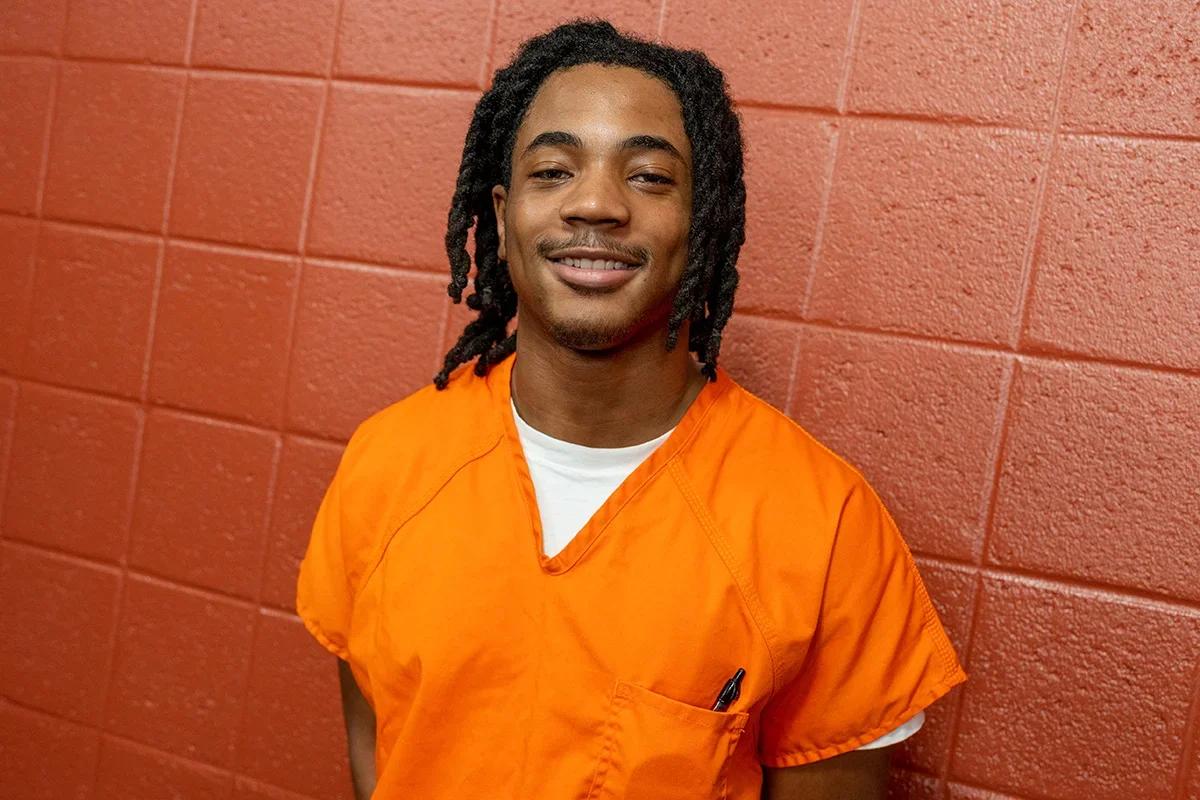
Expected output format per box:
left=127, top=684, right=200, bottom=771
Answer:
left=298, top=20, right=965, bottom=800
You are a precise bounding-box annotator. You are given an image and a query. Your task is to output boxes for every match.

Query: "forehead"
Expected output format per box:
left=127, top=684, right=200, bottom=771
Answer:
left=515, top=64, right=690, bottom=158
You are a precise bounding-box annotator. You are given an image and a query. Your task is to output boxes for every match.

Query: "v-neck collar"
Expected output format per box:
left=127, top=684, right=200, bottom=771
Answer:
left=488, top=354, right=731, bottom=575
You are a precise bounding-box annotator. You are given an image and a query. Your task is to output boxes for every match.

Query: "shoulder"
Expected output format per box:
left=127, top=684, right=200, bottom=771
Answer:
left=676, top=381, right=907, bottom=676
left=679, top=378, right=871, bottom=529
left=676, top=379, right=890, bottom=649
left=329, top=366, right=504, bottom=583
left=344, top=364, right=502, bottom=479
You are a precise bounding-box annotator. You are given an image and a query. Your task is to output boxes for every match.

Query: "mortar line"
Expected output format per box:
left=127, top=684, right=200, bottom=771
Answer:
left=1008, top=0, right=1082, bottom=349
left=799, top=128, right=841, bottom=319
left=834, top=0, right=866, bottom=114
left=479, top=0, right=503, bottom=88
left=781, top=327, right=804, bottom=418
left=939, top=356, right=1017, bottom=781
left=1172, top=654, right=1200, bottom=799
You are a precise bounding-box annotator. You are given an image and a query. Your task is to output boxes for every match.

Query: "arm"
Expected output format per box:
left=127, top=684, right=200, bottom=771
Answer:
left=761, top=747, right=891, bottom=800
left=337, top=658, right=378, bottom=800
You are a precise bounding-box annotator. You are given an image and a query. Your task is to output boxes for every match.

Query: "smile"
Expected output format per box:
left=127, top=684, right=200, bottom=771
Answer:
left=549, top=257, right=640, bottom=271
left=547, top=255, right=643, bottom=290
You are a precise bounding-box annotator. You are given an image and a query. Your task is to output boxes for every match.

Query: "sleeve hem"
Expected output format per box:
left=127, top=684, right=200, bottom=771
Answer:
left=297, top=600, right=351, bottom=661
left=758, top=667, right=966, bottom=768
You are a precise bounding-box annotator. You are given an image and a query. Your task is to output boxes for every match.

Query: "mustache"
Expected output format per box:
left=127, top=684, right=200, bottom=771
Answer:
left=535, top=237, right=650, bottom=264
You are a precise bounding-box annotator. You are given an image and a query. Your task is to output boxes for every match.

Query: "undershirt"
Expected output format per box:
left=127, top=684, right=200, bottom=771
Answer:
left=511, top=400, right=924, bottom=750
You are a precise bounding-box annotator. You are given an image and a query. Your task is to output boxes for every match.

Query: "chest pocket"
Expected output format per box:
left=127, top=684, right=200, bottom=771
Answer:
left=586, top=681, right=749, bottom=800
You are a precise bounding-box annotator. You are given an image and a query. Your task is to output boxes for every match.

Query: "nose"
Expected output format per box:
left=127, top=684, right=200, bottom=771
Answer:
left=558, top=168, right=631, bottom=228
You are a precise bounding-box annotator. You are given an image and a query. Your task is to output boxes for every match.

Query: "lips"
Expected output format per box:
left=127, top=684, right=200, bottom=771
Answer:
left=548, top=256, right=638, bottom=271
left=547, top=254, right=643, bottom=290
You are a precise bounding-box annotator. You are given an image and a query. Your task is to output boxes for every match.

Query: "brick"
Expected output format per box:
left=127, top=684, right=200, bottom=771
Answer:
left=260, top=436, right=344, bottom=610
left=734, top=110, right=832, bottom=318
left=1023, top=136, right=1200, bottom=371
left=286, top=262, right=446, bottom=440
left=235, top=776, right=327, bottom=800
left=148, top=243, right=298, bottom=426
left=989, top=359, right=1200, bottom=602
left=25, top=226, right=160, bottom=397
left=129, top=410, right=278, bottom=599
left=885, top=767, right=942, bottom=800
left=170, top=75, right=323, bottom=251
left=64, top=0, right=191, bottom=64
left=0, top=705, right=99, bottom=800
left=335, top=0, right=489, bottom=85
left=0, top=216, right=38, bottom=374
left=490, top=1, right=660, bottom=78
left=94, top=737, right=233, bottom=800
left=5, top=385, right=140, bottom=561
left=0, top=544, right=121, bottom=724
left=848, top=0, right=1072, bottom=126
left=0, top=60, right=54, bottom=214
left=1061, top=0, right=1200, bottom=137
left=808, top=119, right=1046, bottom=344
left=951, top=576, right=1200, bottom=800
left=0, top=380, right=14, bottom=506
left=43, top=64, right=184, bottom=231
left=790, top=328, right=1008, bottom=562
left=947, top=785, right=1026, bottom=800
left=1190, top=740, right=1200, bottom=800
left=718, top=315, right=801, bottom=413
left=236, top=613, right=354, bottom=797
left=307, top=84, right=476, bottom=268
left=106, top=577, right=256, bottom=767
left=0, top=0, right=69, bottom=55
left=663, top=0, right=854, bottom=108
left=192, top=0, right=338, bottom=75
left=894, top=560, right=977, bottom=775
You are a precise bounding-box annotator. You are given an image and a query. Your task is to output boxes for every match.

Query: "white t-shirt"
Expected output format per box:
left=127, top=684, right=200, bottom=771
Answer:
left=511, top=400, right=924, bottom=750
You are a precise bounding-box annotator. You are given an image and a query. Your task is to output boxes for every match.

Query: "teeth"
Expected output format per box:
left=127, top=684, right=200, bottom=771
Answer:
left=555, top=257, right=632, bottom=270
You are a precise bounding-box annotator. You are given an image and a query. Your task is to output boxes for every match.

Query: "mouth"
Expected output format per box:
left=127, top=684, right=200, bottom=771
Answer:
left=545, top=253, right=644, bottom=290
left=546, top=255, right=642, bottom=271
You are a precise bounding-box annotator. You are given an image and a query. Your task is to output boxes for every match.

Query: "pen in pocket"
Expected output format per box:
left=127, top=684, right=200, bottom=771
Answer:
left=710, top=668, right=745, bottom=712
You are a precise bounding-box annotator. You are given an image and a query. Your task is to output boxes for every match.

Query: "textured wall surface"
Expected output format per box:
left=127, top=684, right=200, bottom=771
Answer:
left=1, top=1, right=1198, bottom=799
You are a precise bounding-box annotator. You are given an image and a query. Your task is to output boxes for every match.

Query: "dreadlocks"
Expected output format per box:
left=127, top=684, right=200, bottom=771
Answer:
left=433, top=19, right=746, bottom=389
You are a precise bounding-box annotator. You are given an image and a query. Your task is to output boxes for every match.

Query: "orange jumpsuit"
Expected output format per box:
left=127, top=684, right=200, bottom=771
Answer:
left=298, top=354, right=965, bottom=798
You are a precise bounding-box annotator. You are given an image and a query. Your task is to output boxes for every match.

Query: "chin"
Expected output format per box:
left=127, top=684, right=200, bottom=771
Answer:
left=546, top=314, right=643, bottom=352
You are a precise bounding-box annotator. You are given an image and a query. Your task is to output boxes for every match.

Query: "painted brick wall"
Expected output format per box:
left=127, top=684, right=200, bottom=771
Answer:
left=1, top=1, right=1197, bottom=799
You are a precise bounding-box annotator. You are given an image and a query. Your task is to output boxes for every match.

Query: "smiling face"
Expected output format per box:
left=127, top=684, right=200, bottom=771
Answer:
left=493, top=63, right=693, bottom=352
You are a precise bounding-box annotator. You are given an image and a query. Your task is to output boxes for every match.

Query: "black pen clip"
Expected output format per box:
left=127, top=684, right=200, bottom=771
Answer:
left=710, top=668, right=745, bottom=712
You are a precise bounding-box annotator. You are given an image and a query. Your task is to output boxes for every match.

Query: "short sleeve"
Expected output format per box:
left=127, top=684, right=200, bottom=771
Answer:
left=758, top=480, right=967, bottom=767
left=296, top=428, right=367, bottom=661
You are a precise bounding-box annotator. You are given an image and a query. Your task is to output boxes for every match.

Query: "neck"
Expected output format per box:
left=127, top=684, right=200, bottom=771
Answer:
left=510, top=319, right=707, bottom=448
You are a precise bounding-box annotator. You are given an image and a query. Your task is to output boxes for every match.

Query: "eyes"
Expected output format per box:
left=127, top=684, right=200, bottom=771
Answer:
left=529, top=168, right=675, bottom=186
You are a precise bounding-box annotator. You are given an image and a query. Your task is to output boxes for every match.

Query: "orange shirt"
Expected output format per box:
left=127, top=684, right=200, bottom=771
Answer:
left=297, top=354, right=966, bottom=798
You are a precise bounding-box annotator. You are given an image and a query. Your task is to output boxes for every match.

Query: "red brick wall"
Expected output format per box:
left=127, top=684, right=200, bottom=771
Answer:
left=1, top=2, right=1198, bottom=799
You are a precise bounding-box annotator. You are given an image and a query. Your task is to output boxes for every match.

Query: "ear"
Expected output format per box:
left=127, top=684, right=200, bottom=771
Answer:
left=492, top=184, right=508, bottom=261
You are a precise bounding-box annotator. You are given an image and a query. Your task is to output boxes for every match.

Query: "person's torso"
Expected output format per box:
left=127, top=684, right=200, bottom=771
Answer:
left=337, top=357, right=861, bottom=799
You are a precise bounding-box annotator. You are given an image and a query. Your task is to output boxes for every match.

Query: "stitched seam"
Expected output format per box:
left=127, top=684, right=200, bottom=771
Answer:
left=669, top=460, right=784, bottom=696
left=879, top=500, right=962, bottom=677
left=618, top=686, right=748, bottom=732
left=585, top=687, right=626, bottom=800
left=296, top=600, right=350, bottom=660
left=558, top=384, right=730, bottom=570
left=355, top=432, right=504, bottom=596
left=759, top=674, right=964, bottom=767
left=719, top=725, right=745, bottom=800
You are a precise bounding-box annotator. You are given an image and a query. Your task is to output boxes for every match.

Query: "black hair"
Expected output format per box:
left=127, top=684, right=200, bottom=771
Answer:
left=434, top=19, right=746, bottom=389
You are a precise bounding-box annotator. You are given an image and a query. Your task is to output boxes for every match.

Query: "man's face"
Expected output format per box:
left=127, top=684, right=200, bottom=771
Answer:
left=493, top=63, right=693, bottom=351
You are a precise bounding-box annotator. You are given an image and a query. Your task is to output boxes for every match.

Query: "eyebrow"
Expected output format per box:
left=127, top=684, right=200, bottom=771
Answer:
left=521, top=130, right=686, bottom=164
